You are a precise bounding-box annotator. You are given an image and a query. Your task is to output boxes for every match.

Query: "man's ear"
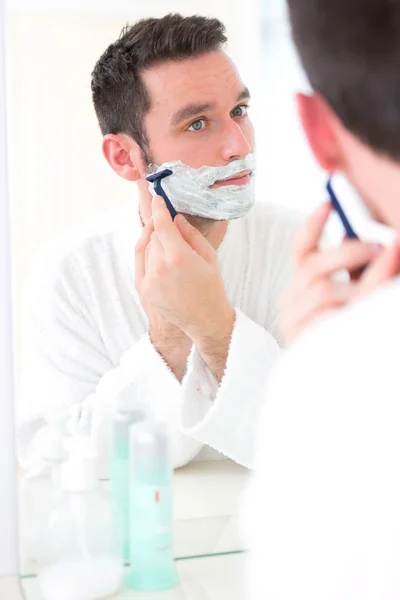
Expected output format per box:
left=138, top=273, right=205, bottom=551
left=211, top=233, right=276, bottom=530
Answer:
left=296, top=92, right=342, bottom=174
left=102, top=133, right=144, bottom=181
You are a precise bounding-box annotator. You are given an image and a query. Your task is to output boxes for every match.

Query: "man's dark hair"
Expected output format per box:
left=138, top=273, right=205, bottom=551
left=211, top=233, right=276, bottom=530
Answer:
left=287, top=0, right=400, bottom=160
left=91, top=13, right=227, bottom=163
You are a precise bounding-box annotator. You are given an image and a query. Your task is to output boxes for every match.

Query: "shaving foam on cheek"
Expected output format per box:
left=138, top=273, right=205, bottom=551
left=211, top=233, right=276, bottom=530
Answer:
left=147, top=154, right=256, bottom=220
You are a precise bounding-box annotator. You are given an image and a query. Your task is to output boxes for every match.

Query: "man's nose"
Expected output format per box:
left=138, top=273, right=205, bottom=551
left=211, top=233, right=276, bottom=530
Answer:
left=220, top=120, right=252, bottom=162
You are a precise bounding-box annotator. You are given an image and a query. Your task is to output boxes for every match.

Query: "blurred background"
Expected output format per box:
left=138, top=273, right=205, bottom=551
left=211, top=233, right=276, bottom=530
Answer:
left=4, top=0, right=332, bottom=370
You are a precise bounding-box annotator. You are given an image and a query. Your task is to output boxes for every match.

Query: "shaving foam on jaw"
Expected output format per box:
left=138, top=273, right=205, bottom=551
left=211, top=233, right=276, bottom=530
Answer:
left=147, top=154, right=256, bottom=220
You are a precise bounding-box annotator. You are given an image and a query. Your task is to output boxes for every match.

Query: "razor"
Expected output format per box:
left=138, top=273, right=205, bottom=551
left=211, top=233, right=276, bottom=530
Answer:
left=146, top=169, right=177, bottom=220
left=326, top=176, right=367, bottom=275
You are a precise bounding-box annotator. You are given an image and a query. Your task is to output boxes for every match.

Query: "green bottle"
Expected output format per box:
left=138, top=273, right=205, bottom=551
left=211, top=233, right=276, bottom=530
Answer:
left=109, top=409, right=143, bottom=562
left=127, top=420, right=178, bottom=591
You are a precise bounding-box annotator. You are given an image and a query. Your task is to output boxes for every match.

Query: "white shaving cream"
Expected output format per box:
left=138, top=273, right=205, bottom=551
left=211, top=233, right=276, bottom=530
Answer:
left=147, top=154, right=256, bottom=220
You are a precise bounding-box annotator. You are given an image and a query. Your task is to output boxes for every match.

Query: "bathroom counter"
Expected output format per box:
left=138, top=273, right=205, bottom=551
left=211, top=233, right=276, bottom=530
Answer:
left=19, top=459, right=250, bottom=576
left=173, top=459, right=249, bottom=520
left=172, top=459, right=249, bottom=558
left=19, top=552, right=246, bottom=600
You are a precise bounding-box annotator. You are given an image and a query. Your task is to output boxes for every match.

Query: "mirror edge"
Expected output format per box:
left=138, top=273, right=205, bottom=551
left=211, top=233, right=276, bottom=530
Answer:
left=0, top=0, right=19, bottom=582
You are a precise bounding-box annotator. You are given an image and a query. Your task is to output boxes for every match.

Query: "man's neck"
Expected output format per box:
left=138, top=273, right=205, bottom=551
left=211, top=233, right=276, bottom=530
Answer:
left=366, top=158, right=400, bottom=233
left=185, top=215, right=228, bottom=250
left=342, top=133, right=400, bottom=233
left=139, top=204, right=228, bottom=250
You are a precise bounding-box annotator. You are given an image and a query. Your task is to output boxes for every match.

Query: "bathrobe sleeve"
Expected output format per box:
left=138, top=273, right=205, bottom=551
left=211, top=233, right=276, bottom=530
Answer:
left=178, top=206, right=303, bottom=469
left=179, top=311, right=281, bottom=469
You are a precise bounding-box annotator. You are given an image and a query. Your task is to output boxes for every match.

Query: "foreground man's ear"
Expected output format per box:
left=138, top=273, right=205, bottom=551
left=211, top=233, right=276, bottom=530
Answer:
left=296, top=92, right=343, bottom=174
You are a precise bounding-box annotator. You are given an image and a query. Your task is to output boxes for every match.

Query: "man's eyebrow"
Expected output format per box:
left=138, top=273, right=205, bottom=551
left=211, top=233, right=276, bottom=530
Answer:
left=171, top=102, right=216, bottom=126
left=170, top=88, right=251, bottom=127
left=236, top=87, right=251, bottom=102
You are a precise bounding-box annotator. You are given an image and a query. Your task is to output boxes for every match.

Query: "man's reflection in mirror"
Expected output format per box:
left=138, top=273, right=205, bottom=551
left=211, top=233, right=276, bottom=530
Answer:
left=17, top=14, right=302, bottom=478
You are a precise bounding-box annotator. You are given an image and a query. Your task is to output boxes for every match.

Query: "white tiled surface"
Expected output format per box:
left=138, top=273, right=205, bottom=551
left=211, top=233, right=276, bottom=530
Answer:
left=19, top=461, right=249, bottom=576
left=20, top=552, right=246, bottom=600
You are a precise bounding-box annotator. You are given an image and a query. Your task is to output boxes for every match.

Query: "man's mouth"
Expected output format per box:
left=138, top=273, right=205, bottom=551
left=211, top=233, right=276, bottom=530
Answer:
left=211, top=170, right=252, bottom=189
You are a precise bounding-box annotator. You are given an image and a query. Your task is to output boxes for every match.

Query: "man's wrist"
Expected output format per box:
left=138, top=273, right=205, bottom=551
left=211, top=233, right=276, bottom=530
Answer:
left=150, top=326, right=188, bottom=354
left=190, top=306, right=236, bottom=354
left=188, top=306, right=235, bottom=383
left=149, top=327, right=192, bottom=380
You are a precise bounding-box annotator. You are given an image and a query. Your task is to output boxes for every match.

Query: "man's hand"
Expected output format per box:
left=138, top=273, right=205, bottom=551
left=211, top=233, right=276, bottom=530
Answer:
left=280, top=202, right=400, bottom=345
left=141, top=195, right=235, bottom=381
left=135, top=216, right=192, bottom=381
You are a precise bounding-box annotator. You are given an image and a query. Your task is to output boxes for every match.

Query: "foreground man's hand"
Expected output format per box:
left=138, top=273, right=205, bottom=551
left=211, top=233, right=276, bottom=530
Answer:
left=280, top=202, right=400, bottom=345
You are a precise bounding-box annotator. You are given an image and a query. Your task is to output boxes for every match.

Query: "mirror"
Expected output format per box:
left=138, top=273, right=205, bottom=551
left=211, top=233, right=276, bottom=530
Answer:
left=6, top=2, right=260, bottom=590
left=6, top=2, right=329, bottom=598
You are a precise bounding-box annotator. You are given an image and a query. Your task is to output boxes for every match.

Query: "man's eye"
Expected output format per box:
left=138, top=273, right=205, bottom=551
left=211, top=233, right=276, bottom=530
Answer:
left=188, top=119, right=206, bottom=132
left=232, top=105, right=249, bottom=118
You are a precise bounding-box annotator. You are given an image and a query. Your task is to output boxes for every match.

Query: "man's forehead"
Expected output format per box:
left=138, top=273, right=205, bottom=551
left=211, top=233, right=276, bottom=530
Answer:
left=142, top=52, right=246, bottom=109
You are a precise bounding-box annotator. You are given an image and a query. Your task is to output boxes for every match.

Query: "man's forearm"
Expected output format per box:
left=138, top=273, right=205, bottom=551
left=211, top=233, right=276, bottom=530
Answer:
left=150, top=329, right=192, bottom=381
left=192, top=309, right=236, bottom=383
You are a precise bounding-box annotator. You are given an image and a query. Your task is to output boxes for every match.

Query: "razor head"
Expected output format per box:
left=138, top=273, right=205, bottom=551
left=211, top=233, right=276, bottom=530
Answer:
left=146, top=168, right=177, bottom=220
left=146, top=168, right=173, bottom=183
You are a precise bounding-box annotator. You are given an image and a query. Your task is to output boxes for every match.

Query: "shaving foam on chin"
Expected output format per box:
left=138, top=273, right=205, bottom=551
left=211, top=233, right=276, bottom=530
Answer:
left=147, top=154, right=256, bottom=220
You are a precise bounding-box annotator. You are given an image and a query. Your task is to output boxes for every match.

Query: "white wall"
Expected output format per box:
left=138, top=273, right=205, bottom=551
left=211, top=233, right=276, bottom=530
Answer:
left=256, top=13, right=325, bottom=212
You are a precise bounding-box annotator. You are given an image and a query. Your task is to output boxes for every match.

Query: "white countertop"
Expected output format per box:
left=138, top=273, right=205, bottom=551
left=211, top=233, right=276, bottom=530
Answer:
left=172, top=460, right=248, bottom=520
left=19, top=552, right=246, bottom=600
left=0, top=576, right=23, bottom=600
left=19, top=460, right=250, bottom=576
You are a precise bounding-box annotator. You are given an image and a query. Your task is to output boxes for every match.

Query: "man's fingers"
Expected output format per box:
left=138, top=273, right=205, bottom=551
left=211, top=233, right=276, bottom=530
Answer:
left=175, top=214, right=215, bottom=262
left=286, top=299, right=342, bottom=344
left=152, top=196, right=214, bottom=263
left=353, top=241, right=400, bottom=300
left=294, top=202, right=332, bottom=266
left=299, top=240, right=382, bottom=288
left=282, top=280, right=353, bottom=344
left=136, top=216, right=155, bottom=252
left=135, top=217, right=154, bottom=282
left=152, top=195, right=185, bottom=254
left=146, top=231, right=165, bottom=272
left=145, top=237, right=152, bottom=271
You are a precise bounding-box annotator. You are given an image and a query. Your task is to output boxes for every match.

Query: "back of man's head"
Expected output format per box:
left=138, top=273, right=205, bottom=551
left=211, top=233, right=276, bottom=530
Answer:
left=287, top=0, right=400, bottom=162
left=91, top=14, right=227, bottom=158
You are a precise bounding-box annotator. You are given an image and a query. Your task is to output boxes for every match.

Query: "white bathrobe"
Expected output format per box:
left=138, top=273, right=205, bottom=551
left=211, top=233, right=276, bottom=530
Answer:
left=17, top=200, right=302, bottom=477
left=245, top=277, right=400, bottom=599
